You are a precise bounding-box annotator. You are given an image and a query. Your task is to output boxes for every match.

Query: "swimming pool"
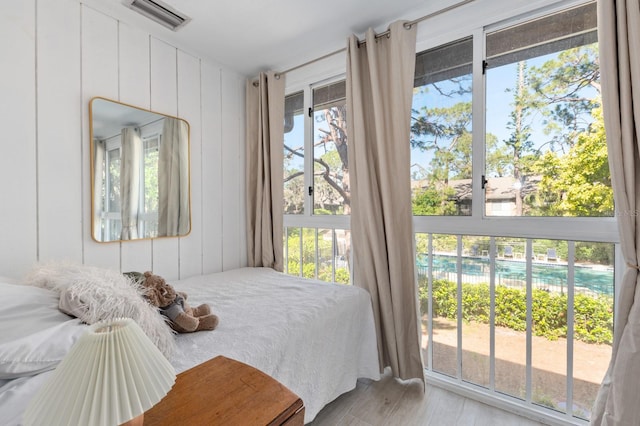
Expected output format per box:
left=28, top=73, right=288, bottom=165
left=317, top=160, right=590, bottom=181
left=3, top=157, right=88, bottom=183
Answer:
left=416, top=254, right=614, bottom=296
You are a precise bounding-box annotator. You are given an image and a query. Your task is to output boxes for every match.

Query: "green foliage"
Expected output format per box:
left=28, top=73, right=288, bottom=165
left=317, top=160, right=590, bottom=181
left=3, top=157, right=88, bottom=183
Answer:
left=575, top=241, right=614, bottom=265
left=574, top=293, right=614, bottom=344
left=412, top=187, right=458, bottom=215
left=420, top=277, right=612, bottom=344
left=493, top=286, right=527, bottom=332
left=532, top=107, right=613, bottom=217
left=285, top=228, right=350, bottom=284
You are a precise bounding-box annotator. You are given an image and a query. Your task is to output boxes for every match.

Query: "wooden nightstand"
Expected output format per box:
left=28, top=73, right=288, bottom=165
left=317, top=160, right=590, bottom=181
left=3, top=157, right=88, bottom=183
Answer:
left=144, top=355, right=304, bottom=426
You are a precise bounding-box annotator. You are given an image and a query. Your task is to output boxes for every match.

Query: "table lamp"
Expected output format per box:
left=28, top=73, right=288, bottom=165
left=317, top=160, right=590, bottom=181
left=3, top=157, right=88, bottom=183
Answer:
left=23, top=317, right=176, bottom=426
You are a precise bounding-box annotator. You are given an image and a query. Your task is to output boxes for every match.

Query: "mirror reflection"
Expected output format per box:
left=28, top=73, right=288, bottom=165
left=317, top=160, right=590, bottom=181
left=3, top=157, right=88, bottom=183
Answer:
left=90, top=97, right=191, bottom=242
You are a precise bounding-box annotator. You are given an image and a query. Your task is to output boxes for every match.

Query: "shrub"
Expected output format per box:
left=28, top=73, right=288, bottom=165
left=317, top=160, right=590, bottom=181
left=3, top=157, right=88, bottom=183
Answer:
left=419, top=277, right=612, bottom=344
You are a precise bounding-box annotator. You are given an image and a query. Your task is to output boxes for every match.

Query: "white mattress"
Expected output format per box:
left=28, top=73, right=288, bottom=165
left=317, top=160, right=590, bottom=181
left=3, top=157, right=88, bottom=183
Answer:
left=0, top=267, right=380, bottom=424
left=171, top=267, right=381, bottom=423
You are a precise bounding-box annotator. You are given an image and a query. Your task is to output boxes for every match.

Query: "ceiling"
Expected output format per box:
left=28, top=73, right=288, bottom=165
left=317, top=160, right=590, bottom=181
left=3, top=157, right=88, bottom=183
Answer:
left=90, top=0, right=458, bottom=76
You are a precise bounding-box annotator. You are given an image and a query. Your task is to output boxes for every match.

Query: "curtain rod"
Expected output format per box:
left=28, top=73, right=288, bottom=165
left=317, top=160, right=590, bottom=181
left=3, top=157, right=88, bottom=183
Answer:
left=276, top=0, right=476, bottom=77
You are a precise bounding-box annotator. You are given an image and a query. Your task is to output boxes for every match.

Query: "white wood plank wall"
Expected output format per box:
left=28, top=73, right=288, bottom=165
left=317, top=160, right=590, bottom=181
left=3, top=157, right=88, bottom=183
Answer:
left=0, top=0, right=246, bottom=281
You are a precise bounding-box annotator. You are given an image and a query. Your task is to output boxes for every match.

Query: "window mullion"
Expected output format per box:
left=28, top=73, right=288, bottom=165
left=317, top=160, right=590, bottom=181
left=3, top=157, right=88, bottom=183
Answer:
left=456, top=235, right=463, bottom=380
left=566, top=241, right=576, bottom=419
left=472, top=27, right=486, bottom=220
left=303, top=85, right=313, bottom=217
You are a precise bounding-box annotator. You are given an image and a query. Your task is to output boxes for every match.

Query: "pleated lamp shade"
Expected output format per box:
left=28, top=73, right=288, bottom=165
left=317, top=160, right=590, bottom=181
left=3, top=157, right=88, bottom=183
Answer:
left=23, top=318, right=176, bottom=426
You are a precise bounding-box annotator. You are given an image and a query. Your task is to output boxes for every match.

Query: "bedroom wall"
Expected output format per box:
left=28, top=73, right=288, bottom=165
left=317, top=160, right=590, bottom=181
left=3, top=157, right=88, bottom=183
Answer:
left=0, top=0, right=247, bottom=280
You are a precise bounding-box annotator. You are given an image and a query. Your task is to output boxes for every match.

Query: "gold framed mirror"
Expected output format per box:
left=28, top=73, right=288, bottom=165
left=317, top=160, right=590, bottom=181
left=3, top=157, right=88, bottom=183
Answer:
left=90, top=97, right=191, bottom=243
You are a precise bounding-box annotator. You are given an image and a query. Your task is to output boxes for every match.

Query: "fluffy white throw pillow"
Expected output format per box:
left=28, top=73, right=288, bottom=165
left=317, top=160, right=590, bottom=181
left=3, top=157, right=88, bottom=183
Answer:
left=23, top=263, right=176, bottom=359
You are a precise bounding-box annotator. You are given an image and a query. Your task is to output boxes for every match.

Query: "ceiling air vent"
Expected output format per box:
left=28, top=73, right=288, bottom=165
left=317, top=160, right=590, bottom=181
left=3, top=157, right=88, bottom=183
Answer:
left=124, top=0, right=191, bottom=31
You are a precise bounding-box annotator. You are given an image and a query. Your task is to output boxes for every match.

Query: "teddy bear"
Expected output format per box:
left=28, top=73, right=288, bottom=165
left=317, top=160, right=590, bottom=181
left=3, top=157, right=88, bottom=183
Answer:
left=133, top=271, right=219, bottom=333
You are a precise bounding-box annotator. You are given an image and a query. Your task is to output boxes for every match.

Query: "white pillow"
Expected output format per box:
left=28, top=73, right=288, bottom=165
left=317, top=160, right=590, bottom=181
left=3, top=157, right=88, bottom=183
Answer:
left=0, top=283, right=87, bottom=379
left=23, top=263, right=176, bottom=359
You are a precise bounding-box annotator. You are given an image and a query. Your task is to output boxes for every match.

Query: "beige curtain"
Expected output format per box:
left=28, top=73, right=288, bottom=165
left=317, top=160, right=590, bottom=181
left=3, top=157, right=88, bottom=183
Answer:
left=120, top=127, right=141, bottom=240
left=158, top=117, right=190, bottom=237
left=592, top=1, right=640, bottom=424
left=346, top=21, right=424, bottom=381
left=246, top=71, right=285, bottom=271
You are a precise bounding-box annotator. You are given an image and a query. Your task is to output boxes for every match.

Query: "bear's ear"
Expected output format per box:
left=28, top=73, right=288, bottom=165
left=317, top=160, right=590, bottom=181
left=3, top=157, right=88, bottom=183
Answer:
left=144, top=271, right=153, bottom=277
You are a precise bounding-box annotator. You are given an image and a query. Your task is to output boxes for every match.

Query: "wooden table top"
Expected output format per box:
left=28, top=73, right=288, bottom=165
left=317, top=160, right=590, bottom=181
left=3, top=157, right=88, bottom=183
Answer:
left=144, top=355, right=304, bottom=426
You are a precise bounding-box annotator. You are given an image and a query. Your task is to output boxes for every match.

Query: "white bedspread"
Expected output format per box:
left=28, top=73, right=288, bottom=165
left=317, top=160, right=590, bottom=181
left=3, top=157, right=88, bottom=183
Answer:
left=0, top=267, right=380, bottom=425
left=171, top=267, right=381, bottom=423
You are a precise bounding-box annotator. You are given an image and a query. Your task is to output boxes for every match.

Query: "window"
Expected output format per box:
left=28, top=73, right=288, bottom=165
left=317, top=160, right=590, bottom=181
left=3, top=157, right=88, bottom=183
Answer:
left=412, top=37, right=473, bottom=216
left=284, top=91, right=305, bottom=215
left=312, top=81, right=349, bottom=215
left=283, top=1, right=616, bottom=422
left=413, top=2, right=615, bottom=422
left=485, top=2, right=609, bottom=217
left=96, top=120, right=163, bottom=241
left=283, top=78, right=351, bottom=284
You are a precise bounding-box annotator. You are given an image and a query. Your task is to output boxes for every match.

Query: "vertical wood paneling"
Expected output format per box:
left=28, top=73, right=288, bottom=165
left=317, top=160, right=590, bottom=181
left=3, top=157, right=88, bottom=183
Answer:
left=0, top=2, right=37, bottom=277
left=177, top=51, right=203, bottom=279
left=149, top=37, right=180, bottom=280
left=0, top=1, right=245, bottom=280
left=37, top=0, right=83, bottom=264
left=201, top=61, right=224, bottom=274
left=81, top=6, right=121, bottom=269
left=118, top=22, right=153, bottom=273
left=221, top=70, right=245, bottom=270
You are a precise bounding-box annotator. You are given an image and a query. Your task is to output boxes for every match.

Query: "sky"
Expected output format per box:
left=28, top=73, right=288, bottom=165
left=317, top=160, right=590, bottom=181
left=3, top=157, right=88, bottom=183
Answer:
left=284, top=47, right=599, bottom=185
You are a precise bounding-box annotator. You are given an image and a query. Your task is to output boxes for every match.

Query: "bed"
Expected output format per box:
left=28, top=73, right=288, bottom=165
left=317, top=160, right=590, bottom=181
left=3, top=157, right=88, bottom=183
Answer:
left=0, top=266, right=380, bottom=425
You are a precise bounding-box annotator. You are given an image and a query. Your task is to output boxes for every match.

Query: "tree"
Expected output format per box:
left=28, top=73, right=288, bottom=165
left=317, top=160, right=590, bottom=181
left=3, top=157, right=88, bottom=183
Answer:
left=283, top=103, right=350, bottom=215
left=532, top=107, right=613, bottom=216
left=526, top=44, right=600, bottom=152
left=412, top=187, right=458, bottom=215
left=486, top=42, right=608, bottom=217
left=503, top=61, right=534, bottom=216
left=314, top=104, right=350, bottom=214
left=411, top=82, right=473, bottom=214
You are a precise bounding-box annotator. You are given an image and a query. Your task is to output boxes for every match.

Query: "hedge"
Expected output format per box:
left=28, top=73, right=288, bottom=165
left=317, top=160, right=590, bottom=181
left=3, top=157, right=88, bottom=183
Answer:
left=419, top=278, right=613, bottom=344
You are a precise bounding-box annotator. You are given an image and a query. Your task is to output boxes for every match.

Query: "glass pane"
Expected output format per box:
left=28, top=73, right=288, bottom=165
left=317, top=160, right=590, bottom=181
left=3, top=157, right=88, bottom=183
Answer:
left=411, top=37, right=473, bottom=216
left=485, top=3, right=612, bottom=217
left=284, top=91, right=305, bottom=214
left=301, top=228, right=317, bottom=279
left=461, top=236, right=490, bottom=387
left=143, top=137, right=159, bottom=215
left=531, top=239, right=567, bottom=412
left=431, top=234, right=459, bottom=377
left=334, top=229, right=351, bottom=284
left=572, top=241, right=614, bottom=420
left=317, top=228, right=333, bottom=282
left=494, top=237, right=527, bottom=399
left=285, top=227, right=302, bottom=276
left=141, top=137, right=159, bottom=238
left=416, top=233, right=430, bottom=368
left=106, top=218, right=121, bottom=242
left=312, top=81, right=349, bottom=215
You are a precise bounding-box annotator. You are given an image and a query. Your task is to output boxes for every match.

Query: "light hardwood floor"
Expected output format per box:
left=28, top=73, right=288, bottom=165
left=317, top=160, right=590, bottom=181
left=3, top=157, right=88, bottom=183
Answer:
left=309, top=373, right=548, bottom=426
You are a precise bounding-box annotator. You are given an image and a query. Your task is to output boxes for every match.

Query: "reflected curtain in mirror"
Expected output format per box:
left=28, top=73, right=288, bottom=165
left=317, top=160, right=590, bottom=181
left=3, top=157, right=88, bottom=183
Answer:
left=90, top=97, right=191, bottom=243
left=120, top=127, right=142, bottom=240
left=158, top=118, right=190, bottom=237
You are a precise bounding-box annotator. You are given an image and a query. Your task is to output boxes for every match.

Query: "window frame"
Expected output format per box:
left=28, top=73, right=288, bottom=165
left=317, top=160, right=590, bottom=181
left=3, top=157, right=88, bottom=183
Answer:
left=410, top=1, right=618, bottom=246
left=284, top=73, right=350, bottom=232
left=283, top=0, right=619, bottom=244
